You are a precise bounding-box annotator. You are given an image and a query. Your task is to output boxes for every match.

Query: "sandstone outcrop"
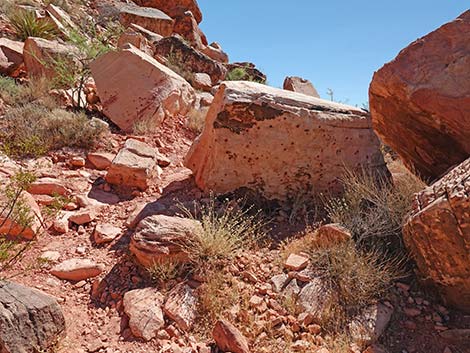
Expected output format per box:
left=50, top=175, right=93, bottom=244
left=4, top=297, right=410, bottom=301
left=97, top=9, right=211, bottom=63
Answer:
left=0, top=38, right=24, bottom=76
left=173, top=10, right=207, bottom=50
left=133, top=0, right=203, bottom=24
left=225, top=62, right=266, bottom=83
left=91, top=45, right=195, bottom=132
left=130, top=215, right=201, bottom=267
left=24, top=37, right=80, bottom=79
left=51, top=258, right=104, bottom=281
left=119, top=5, right=174, bottom=37
left=0, top=281, right=65, bottom=353
left=106, top=139, right=159, bottom=190
left=283, top=76, right=320, bottom=98
left=185, top=81, right=387, bottom=200
left=369, top=11, right=470, bottom=180
left=163, top=283, right=198, bottom=331
left=403, top=157, right=470, bottom=311
left=154, top=36, right=227, bottom=85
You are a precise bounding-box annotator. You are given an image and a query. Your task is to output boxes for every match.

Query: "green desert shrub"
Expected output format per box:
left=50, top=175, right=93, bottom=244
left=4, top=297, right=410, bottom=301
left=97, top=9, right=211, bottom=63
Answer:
left=8, top=9, right=58, bottom=41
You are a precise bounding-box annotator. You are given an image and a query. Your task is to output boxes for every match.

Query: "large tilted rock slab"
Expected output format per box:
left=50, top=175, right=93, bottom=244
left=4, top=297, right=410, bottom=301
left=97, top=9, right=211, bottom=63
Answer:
left=91, top=45, right=195, bottom=132
left=119, top=5, right=174, bottom=37
left=133, top=0, right=203, bottom=24
left=369, top=11, right=470, bottom=181
left=185, top=81, right=388, bottom=200
left=130, top=215, right=201, bottom=267
left=403, top=158, right=470, bottom=311
left=0, top=281, right=65, bottom=353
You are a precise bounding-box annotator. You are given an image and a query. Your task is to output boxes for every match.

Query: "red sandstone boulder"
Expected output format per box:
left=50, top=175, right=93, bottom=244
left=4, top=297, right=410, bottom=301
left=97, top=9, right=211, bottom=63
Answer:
left=173, top=10, right=207, bottom=50
left=283, top=76, right=320, bottom=98
left=133, top=0, right=202, bottom=24
left=403, top=157, right=470, bottom=311
left=185, top=81, right=388, bottom=200
left=0, top=38, right=24, bottom=76
left=90, top=44, right=195, bottom=132
left=23, top=37, right=80, bottom=79
left=369, top=11, right=470, bottom=181
left=119, top=4, right=174, bottom=37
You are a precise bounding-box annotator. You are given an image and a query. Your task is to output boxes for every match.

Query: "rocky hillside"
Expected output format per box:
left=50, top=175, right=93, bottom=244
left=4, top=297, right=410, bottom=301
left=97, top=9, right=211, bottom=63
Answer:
left=0, top=1, right=469, bottom=353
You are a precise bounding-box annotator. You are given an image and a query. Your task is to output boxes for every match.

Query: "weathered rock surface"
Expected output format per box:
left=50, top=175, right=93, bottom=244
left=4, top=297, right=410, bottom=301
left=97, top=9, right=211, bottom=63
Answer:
left=369, top=11, right=470, bottom=180
left=0, top=281, right=65, bottom=353
left=202, top=42, right=229, bottom=64
left=190, top=72, right=212, bottom=91
left=0, top=191, right=42, bottom=240
left=298, top=277, right=336, bottom=322
left=93, top=223, right=121, bottom=244
left=173, top=10, right=207, bottom=50
left=163, top=283, right=198, bottom=331
left=283, top=76, right=320, bottom=98
left=185, top=81, right=387, bottom=200
left=316, top=223, right=352, bottom=247
left=91, top=44, right=195, bottom=132
left=130, top=215, right=201, bottom=267
left=51, top=258, right=104, bottom=281
left=119, top=5, right=174, bottom=37
left=46, top=3, right=78, bottom=31
left=123, top=288, right=165, bottom=341
left=106, top=139, right=158, bottom=190
left=403, top=157, right=470, bottom=311
left=87, top=152, right=115, bottom=170
left=0, top=38, right=24, bottom=76
left=23, top=37, right=79, bottom=79
left=348, top=303, right=393, bottom=347
left=213, top=319, right=250, bottom=353
left=133, top=0, right=203, bottom=24
left=27, top=177, right=69, bottom=196
left=154, top=36, right=227, bottom=85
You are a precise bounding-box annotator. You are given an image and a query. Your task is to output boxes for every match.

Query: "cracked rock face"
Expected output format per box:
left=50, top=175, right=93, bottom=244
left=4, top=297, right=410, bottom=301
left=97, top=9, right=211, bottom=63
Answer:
left=404, top=158, right=470, bottom=311
left=369, top=11, right=470, bottom=181
left=185, top=81, right=387, bottom=200
left=0, top=281, right=65, bottom=353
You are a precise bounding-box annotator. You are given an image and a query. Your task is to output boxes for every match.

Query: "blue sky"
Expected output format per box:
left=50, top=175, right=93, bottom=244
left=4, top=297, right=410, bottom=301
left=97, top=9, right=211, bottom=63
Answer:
left=198, top=1, right=468, bottom=106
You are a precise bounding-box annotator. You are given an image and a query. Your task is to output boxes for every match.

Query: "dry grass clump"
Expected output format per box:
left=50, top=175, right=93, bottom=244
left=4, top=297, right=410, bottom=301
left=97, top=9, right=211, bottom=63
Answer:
left=8, top=9, right=59, bottom=41
left=324, top=165, right=424, bottom=255
left=0, top=103, right=105, bottom=158
left=147, top=259, right=186, bottom=286
left=280, top=228, right=399, bottom=333
left=181, top=197, right=265, bottom=271
left=186, top=106, right=208, bottom=134
left=0, top=77, right=57, bottom=108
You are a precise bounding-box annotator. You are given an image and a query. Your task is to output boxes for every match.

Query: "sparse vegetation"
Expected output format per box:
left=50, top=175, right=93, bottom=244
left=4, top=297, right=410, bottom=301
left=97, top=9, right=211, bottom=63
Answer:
left=0, top=76, right=57, bottom=107
left=324, top=164, right=424, bottom=256
left=181, top=197, right=265, bottom=272
left=148, top=259, right=185, bottom=286
left=225, top=66, right=266, bottom=83
left=8, top=9, right=58, bottom=40
left=0, top=103, right=105, bottom=158
left=0, top=171, right=38, bottom=274
left=186, top=107, right=209, bottom=133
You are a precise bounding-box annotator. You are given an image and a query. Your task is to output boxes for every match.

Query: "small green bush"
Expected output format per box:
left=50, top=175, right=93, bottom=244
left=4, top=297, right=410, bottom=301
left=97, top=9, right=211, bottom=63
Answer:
left=8, top=9, right=59, bottom=41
